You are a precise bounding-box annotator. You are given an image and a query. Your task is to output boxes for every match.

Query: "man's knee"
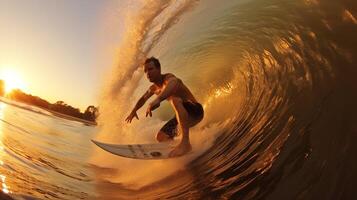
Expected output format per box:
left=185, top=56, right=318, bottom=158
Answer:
left=156, top=131, right=172, bottom=142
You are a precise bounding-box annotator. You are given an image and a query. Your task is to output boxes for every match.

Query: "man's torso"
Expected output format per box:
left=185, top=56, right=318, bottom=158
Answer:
left=151, top=73, right=197, bottom=103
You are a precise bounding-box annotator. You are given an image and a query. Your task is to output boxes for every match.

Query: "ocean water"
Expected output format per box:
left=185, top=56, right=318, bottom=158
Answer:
left=2, top=0, right=357, bottom=199
left=0, top=101, right=97, bottom=199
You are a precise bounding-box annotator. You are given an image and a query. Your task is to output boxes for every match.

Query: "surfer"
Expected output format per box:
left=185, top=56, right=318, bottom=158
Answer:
left=125, top=57, right=204, bottom=157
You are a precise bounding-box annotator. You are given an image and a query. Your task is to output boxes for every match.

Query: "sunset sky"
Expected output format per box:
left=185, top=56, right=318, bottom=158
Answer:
left=0, top=0, right=125, bottom=111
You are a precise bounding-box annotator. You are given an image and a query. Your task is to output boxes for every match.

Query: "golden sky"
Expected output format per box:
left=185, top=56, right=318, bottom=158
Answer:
left=0, top=0, right=124, bottom=111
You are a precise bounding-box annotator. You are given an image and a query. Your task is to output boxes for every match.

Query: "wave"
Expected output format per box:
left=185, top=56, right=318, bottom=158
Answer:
left=92, top=0, right=357, bottom=199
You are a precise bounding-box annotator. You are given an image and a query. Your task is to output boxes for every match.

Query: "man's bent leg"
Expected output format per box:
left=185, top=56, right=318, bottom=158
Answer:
left=169, top=97, right=192, bottom=157
left=156, top=131, right=173, bottom=142
left=156, top=117, right=178, bottom=142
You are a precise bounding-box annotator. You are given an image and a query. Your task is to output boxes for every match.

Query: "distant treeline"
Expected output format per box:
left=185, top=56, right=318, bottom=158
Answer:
left=0, top=80, right=98, bottom=122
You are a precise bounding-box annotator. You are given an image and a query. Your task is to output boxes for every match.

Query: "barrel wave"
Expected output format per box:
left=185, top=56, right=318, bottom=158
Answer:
left=92, top=0, right=357, bottom=199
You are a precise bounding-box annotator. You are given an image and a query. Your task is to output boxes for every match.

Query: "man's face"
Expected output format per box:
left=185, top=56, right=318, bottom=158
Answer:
left=144, top=61, right=161, bottom=83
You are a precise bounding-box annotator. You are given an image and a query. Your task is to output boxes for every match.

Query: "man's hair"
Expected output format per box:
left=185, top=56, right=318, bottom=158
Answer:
left=145, top=57, right=161, bottom=70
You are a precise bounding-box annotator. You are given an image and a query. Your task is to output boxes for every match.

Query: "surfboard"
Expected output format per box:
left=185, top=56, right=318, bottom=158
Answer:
left=91, top=140, right=180, bottom=159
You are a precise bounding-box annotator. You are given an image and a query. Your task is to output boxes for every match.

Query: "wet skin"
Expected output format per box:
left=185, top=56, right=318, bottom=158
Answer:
left=125, top=61, right=202, bottom=157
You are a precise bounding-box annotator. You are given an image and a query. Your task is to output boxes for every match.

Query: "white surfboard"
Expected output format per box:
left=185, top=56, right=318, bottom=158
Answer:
left=91, top=140, right=180, bottom=159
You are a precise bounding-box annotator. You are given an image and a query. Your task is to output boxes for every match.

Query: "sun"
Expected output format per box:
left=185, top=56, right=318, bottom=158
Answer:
left=0, top=69, right=27, bottom=94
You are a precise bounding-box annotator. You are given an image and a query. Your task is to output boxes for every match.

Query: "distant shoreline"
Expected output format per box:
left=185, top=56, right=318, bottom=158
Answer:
left=0, top=97, right=97, bottom=126
left=44, top=107, right=97, bottom=126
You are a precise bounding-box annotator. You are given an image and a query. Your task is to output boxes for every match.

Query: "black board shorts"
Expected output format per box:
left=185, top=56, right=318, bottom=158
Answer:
left=159, top=101, right=204, bottom=138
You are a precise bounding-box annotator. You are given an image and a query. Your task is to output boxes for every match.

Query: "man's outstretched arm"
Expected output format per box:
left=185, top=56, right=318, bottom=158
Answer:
left=125, top=86, right=154, bottom=123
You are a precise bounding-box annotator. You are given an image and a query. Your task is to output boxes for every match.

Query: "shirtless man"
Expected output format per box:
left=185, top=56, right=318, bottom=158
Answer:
left=125, top=57, right=204, bottom=157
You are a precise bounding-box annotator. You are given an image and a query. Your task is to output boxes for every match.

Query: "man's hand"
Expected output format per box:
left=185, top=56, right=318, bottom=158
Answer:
left=125, top=111, right=139, bottom=123
left=146, top=99, right=160, bottom=117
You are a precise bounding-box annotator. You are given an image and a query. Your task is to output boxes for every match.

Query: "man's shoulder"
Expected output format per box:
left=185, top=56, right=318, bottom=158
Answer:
left=148, top=84, right=161, bottom=95
left=149, top=84, right=157, bottom=91
left=164, top=73, right=178, bottom=81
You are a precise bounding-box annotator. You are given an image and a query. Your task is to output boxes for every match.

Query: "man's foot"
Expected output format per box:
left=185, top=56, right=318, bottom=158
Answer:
left=169, top=142, right=192, bottom=157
